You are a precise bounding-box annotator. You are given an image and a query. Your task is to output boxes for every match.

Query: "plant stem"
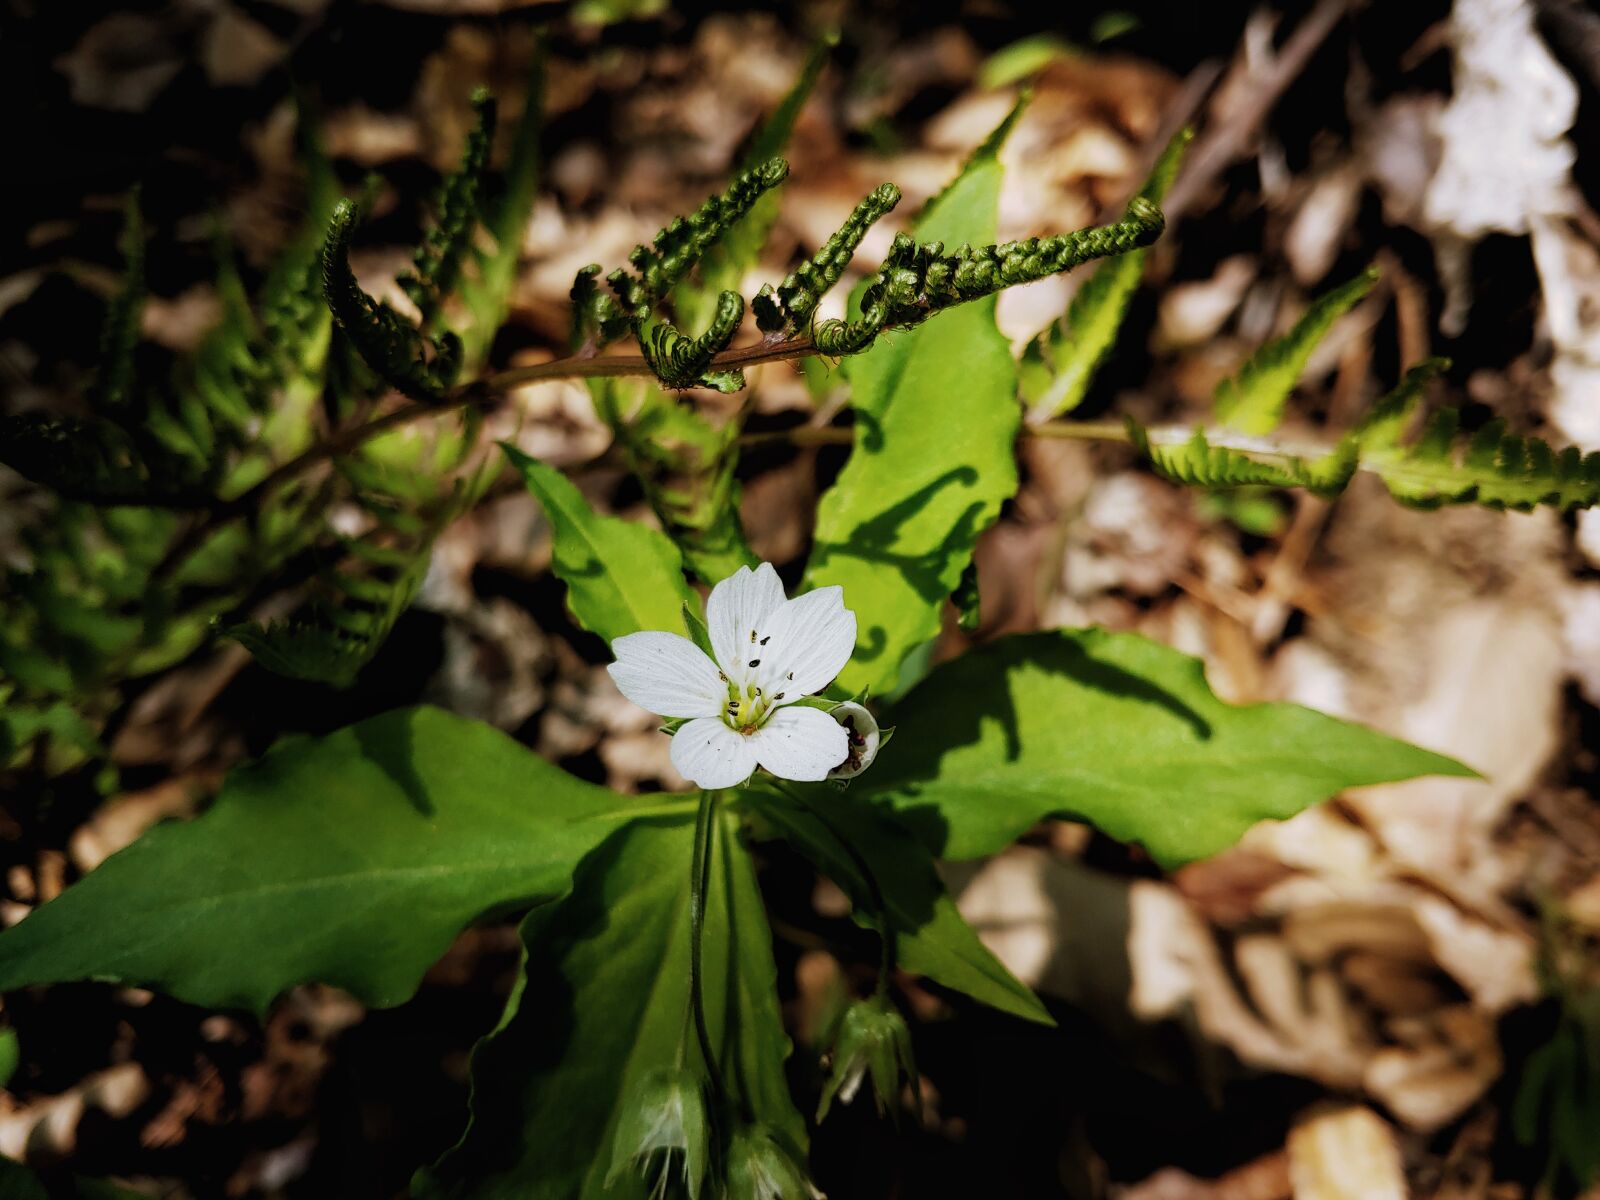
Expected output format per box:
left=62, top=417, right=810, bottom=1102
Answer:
left=776, top=782, right=895, bottom=997
left=688, top=789, right=726, bottom=1097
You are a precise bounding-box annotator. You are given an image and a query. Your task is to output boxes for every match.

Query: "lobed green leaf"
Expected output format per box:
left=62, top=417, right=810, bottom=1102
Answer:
left=852, top=629, right=1473, bottom=869
left=0, top=707, right=649, bottom=1014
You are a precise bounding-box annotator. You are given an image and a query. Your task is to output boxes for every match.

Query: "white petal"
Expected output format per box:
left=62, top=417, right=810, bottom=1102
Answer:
left=752, top=586, right=856, bottom=699
left=706, top=563, right=788, bottom=683
left=607, top=631, right=726, bottom=719
left=671, top=718, right=759, bottom=789
left=827, top=701, right=882, bottom=780
left=748, top=705, right=849, bottom=782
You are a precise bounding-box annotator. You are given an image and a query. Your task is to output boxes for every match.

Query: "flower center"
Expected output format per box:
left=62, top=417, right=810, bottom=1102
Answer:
left=723, top=680, right=773, bottom=733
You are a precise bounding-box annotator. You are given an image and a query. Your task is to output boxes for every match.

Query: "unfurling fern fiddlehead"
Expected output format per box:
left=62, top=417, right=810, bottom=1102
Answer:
left=753, top=183, right=903, bottom=333
left=322, top=200, right=464, bottom=404
left=642, top=291, right=748, bottom=391
left=812, top=196, right=1166, bottom=356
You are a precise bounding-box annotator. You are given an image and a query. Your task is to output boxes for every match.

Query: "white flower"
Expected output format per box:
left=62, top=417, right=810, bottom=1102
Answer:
left=607, top=563, right=857, bottom=789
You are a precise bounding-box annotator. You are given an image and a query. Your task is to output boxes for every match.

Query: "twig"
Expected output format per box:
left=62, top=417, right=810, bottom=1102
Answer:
left=151, top=334, right=815, bottom=580
left=1164, top=0, right=1351, bottom=222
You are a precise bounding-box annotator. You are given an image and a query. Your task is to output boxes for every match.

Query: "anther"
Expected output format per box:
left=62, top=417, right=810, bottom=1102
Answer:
left=760, top=636, right=770, bottom=645
left=748, top=659, right=760, bottom=667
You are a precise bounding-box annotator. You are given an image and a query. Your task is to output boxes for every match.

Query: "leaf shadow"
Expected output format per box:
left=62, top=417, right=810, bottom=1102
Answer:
left=810, top=466, right=983, bottom=666
left=867, top=634, right=1212, bottom=856
left=354, top=707, right=435, bottom=817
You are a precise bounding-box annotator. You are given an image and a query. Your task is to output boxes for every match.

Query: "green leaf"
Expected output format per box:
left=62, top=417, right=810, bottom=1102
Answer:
left=1214, top=268, right=1378, bottom=436
left=0, top=1029, right=17, bottom=1090
left=504, top=444, right=698, bottom=641
left=0, top=707, right=657, bottom=1014
left=418, top=812, right=803, bottom=1199
left=853, top=629, right=1473, bottom=869
left=744, top=787, right=1052, bottom=1025
left=0, top=1159, right=47, bottom=1200
left=978, top=35, right=1078, bottom=89
left=1023, top=127, right=1191, bottom=419
left=806, top=108, right=1022, bottom=695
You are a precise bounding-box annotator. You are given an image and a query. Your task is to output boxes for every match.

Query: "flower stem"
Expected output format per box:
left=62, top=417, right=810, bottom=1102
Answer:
left=688, top=789, right=726, bottom=1097
left=777, top=782, right=896, bottom=997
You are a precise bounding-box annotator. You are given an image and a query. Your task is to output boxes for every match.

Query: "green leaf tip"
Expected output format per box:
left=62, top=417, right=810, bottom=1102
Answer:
left=1215, top=267, right=1380, bottom=436
left=1022, top=128, right=1189, bottom=419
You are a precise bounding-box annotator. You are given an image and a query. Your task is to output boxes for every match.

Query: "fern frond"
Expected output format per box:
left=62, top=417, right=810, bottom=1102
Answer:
left=754, top=183, right=902, bottom=334
left=224, top=501, right=449, bottom=687
left=0, top=416, right=208, bottom=506
left=570, top=263, right=631, bottom=349
left=814, top=197, right=1165, bottom=356
left=1358, top=360, right=1600, bottom=510
left=1129, top=420, right=1358, bottom=497
left=603, top=158, right=791, bottom=332
left=1127, top=358, right=1600, bottom=512
left=92, top=193, right=145, bottom=416
left=321, top=199, right=462, bottom=403
left=400, top=88, right=496, bottom=328
left=1214, top=267, right=1378, bottom=435
left=642, top=291, right=747, bottom=390
left=1022, top=127, right=1192, bottom=420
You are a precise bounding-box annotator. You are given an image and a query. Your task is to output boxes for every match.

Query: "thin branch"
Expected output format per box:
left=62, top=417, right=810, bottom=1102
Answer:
left=1163, top=0, right=1350, bottom=222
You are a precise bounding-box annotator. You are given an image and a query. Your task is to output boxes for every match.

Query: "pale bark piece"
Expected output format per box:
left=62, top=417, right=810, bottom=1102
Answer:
left=1286, top=1107, right=1406, bottom=1200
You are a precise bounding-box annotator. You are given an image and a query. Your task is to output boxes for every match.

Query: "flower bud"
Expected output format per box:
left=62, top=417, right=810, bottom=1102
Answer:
left=826, top=702, right=881, bottom=781
left=606, top=1065, right=710, bottom=1199
left=816, top=995, right=918, bottom=1123
left=722, top=1125, right=821, bottom=1200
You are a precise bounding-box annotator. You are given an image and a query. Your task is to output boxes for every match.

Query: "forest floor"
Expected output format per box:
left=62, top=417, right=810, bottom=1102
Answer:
left=3, top=1, right=1600, bottom=1197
